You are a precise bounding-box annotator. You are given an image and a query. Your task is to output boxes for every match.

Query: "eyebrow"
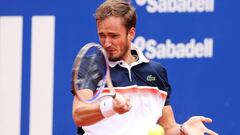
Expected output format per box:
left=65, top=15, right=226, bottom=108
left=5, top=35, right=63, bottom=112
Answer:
left=98, top=31, right=119, bottom=35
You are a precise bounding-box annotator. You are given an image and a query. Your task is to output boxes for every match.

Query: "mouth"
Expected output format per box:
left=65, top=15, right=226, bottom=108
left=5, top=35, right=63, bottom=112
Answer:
left=106, top=49, right=116, bottom=54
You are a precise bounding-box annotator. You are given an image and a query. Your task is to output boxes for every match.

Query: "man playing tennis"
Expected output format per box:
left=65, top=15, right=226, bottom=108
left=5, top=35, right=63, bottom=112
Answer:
left=72, top=0, right=218, bottom=135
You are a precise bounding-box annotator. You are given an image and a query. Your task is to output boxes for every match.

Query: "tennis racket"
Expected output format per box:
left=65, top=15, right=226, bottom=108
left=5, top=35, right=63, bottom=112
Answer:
left=71, top=42, right=117, bottom=103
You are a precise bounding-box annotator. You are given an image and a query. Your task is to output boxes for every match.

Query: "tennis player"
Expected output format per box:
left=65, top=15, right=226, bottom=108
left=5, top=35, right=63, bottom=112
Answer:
left=72, top=0, right=218, bottom=135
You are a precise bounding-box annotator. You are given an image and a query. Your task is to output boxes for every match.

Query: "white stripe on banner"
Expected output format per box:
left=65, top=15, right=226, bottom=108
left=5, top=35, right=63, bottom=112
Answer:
left=0, top=16, right=23, bottom=135
left=29, top=16, right=55, bottom=135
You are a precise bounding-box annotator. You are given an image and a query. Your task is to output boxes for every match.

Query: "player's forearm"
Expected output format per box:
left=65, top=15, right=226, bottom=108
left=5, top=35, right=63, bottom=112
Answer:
left=73, top=102, right=104, bottom=126
left=72, top=95, right=131, bottom=126
left=72, top=96, right=105, bottom=126
left=164, top=124, right=184, bottom=135
left=73, top=109, right=104, bottom=126
left=158, top=106, right=185, bottom=135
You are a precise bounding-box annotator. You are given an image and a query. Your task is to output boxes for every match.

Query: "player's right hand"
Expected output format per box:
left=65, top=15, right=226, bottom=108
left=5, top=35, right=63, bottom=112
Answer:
left=112, top=93, right=132, bottom=114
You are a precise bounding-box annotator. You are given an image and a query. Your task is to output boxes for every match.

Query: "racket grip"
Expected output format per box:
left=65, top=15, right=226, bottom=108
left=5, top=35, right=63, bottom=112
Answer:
left=114, top=93, right=126, bottom=104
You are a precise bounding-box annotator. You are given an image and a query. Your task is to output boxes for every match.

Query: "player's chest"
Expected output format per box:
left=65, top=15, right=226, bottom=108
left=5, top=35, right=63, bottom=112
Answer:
left=110, top=66, right=160, bottom=87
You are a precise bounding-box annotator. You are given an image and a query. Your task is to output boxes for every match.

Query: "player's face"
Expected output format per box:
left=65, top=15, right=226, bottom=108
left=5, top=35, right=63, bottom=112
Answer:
left=97, top=16, right=135, bottom=61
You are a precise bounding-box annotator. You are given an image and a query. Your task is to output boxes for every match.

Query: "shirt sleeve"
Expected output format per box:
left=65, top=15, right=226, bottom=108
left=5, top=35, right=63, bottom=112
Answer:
left=152, top=62, right=172, bottom=106
left=161, top=67, right=172, bottom=106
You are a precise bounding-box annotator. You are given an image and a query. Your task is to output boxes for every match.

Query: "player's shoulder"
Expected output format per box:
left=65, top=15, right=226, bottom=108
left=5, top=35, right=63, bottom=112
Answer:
left=148, top=60, right=165, bottom=70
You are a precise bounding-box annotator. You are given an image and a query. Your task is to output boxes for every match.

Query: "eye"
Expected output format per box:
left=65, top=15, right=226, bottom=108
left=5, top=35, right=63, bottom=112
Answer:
left=111, top=34, right=118, bottom=38
left=98, top=34, right=106, bottom=38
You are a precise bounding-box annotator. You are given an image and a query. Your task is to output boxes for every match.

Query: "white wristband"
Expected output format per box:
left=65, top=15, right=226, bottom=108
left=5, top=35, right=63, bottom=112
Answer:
left=100, top=98, right=116, bottom=118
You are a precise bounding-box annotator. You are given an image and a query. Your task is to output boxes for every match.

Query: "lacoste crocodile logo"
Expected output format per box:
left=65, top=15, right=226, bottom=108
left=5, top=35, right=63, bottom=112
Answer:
left=147, top=75, right=156, bottom=81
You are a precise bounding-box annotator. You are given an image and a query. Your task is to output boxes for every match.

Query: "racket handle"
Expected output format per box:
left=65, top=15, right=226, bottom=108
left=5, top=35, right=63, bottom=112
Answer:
left=114, top=93, right=126, bottom=104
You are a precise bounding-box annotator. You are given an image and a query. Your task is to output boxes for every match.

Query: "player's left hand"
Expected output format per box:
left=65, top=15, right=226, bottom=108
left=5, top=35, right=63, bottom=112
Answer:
left=181, top=116, right=218, bottom=135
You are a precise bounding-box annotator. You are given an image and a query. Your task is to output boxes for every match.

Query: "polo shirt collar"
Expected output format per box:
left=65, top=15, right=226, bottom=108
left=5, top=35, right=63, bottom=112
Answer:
left=108, top=43, right=149, bottom=68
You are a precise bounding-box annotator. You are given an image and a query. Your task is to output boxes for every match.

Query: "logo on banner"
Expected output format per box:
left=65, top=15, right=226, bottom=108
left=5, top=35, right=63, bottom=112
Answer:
left=134, top=36, right=214, bottom=59
left=135, top=0, right=215, bottom=13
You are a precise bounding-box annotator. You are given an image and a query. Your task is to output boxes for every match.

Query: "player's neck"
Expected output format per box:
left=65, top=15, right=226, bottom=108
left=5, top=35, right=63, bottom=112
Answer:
left=123, top=54, right=136, bottom=66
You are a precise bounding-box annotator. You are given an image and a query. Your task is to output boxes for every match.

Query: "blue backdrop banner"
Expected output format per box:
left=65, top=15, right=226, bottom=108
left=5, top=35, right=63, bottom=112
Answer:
left=0, top=0, right=239, bottom=135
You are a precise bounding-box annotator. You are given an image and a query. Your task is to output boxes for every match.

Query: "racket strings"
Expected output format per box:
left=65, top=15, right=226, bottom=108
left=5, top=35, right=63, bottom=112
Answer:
left=72, top=43, right=114, bottom=102
left=77, top=51, right=107, bottom=91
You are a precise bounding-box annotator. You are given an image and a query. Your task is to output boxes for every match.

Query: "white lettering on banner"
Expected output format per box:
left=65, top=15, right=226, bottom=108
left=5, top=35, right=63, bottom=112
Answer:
left=0, top=16, right=55, bottom=135
left=135, top=0, right=215, bottom=13
left=134, top=36, right=214, bottom=59
left=0, top=16, right=23, bottom=135
left=29, top=16, right=55, bottom=135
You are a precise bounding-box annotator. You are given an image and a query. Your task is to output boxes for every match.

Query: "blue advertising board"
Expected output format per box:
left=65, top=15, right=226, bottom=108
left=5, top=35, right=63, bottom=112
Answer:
left=0, top=0, right=240, bottom=134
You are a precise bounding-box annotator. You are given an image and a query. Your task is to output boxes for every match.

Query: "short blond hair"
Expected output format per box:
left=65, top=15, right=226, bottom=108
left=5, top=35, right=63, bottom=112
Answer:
left=95, top=0, right=136, bottom=32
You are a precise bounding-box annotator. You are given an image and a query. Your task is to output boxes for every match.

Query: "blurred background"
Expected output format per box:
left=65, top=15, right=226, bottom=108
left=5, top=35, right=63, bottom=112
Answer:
left=0, top=0, right=240, bottom=135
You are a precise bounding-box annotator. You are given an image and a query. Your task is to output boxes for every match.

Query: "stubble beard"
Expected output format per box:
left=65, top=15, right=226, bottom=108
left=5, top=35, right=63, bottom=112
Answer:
left=108, top=41, right=130, bottom=62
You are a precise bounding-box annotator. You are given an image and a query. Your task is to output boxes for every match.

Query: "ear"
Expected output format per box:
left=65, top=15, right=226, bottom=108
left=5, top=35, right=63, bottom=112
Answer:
left=128, top=27, right=136, bottom=41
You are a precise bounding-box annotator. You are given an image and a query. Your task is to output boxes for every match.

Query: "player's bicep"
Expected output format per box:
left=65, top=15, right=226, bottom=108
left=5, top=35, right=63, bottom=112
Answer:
left=72, top=91, right=102, bottom=126
left=76, top=89, right=94, bottom=101
left=72, top=89, right=93, bottom=116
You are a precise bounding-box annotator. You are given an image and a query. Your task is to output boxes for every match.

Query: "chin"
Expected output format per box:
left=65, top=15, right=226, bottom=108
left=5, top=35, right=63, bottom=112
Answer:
left=108, top=56, right=121, bottom=61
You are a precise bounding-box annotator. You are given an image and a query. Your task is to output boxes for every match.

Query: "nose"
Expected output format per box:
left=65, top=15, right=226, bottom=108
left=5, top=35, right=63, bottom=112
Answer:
left=104, top=38, right=112, bottom=48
